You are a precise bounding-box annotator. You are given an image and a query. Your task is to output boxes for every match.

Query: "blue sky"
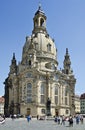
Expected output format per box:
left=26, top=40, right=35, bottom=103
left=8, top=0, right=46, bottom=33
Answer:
left=0, top=0, right=85, bottom=96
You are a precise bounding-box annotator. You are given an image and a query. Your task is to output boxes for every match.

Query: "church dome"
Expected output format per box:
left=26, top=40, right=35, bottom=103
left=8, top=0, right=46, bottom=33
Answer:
left=24, top=32, right=57, bottom=60
left=22, top=6, right=58, bottom=66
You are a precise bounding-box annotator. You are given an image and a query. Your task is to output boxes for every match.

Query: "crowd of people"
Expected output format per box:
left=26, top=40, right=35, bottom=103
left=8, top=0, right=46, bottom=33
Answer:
left=0, top=113, right=84, bottom=127
left=54, top=114, right=84, bottom=127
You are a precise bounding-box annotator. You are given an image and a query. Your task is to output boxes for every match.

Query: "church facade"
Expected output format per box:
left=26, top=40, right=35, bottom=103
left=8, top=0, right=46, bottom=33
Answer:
left=4, top=6, right=76, bottom=117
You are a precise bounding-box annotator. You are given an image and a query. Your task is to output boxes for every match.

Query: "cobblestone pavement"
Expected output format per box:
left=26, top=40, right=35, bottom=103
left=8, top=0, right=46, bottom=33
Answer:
left=0, top=118, right=85, bottom=130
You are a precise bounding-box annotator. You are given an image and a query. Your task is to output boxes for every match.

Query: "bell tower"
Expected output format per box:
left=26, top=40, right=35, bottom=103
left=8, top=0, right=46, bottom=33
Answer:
left=32, top=5, right=47, bottom=34
left=10, top=53, right=17, bottom=74
left=62, top=48, right=73, bottom=74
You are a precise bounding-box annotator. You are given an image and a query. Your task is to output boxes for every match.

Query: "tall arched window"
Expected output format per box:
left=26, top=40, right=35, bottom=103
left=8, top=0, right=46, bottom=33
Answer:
left=27, top=83, right=32, bottom=103
left=40, top=84, right=45, bottom=104
left=66, top=69, right=69, bottom=74
left=34, top=42, right=38, bottom=50
left=55, top=86, right=58, bottom=104
left=35, top=19, right=38, bottom=27
left=65, top=87, right=68, bottom=105
left=40, top=18, right=44, bottom=27
left=47, top=43, right=51, bottom=52
left=65, top=87, right=68, bottom=96
left=29, top=60, right=31, bottom=66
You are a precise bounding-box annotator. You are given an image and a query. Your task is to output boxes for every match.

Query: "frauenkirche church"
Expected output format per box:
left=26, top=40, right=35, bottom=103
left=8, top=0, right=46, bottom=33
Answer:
left=4, top=5, right=76, bottom=117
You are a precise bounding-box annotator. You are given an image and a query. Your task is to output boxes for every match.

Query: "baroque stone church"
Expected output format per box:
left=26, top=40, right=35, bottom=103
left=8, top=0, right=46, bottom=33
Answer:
left=4, top=6, right=76, bottom=117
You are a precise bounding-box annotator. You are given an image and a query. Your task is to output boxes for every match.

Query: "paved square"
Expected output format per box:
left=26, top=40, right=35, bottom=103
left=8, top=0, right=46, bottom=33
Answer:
left=0, top=118, right=85, bottom=130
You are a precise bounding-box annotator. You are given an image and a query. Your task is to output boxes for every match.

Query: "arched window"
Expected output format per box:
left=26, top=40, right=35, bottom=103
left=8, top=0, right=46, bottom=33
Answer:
left=27, top=108, right=31, bottom=115
left=65, top=87, right=68, bottom=105
left=34, top=42, right=38, bottom=50
left=47, top=43, right=51, bottom=52
left=65, top=88, right=68, bottom=96
left=51, top=64, right=55, bottom=70
left=66, top=69, right=68, bottom=74
left=40, top=84, right=45, bottom=104
left=55, top=86, right=58, bottom=104
left=29, top=60, right=31, bottom=66
left=34, top=19, right=38, bottom=27
left=40, top=18, right=44, bottom=27
left=27, top=83, right=32, bottom=103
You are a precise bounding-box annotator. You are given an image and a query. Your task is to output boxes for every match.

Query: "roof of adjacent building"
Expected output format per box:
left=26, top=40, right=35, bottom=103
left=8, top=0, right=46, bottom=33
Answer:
left=0, top=97, right=5, bottom=103
left=80, top=93, right=85, bottom=99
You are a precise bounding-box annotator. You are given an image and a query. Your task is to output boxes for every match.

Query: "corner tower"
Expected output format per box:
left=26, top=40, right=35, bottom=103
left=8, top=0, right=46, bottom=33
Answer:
left=62, top=48, right=73, bottom=74
left=10, top=53, right=17, bottom=74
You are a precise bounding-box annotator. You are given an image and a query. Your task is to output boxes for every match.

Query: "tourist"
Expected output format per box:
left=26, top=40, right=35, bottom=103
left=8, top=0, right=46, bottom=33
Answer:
left=76, top=115, right=80, bottom=124
left=80, top=115, right=83, bottom=124
left=61, top=115, right=65, bottom=125
left=69, top=116, right=73, bottom=127
left=27, top=115, right=31, bottom=122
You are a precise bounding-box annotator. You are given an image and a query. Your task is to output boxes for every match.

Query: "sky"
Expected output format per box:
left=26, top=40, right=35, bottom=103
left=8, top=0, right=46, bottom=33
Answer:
left=0, top=0, right=85, bottom=96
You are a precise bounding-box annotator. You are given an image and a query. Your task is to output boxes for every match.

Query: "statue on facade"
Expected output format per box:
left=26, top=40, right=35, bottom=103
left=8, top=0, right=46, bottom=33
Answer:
left=46, top=98, right=51, bottom=116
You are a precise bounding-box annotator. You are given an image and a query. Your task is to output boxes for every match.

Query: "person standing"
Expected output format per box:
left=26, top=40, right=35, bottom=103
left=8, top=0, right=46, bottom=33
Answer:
left=61, top=115, right=65, bottom=125
left=80, top=115, right=83, bottom=124
left=69, top=116, right=73, bottom=127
